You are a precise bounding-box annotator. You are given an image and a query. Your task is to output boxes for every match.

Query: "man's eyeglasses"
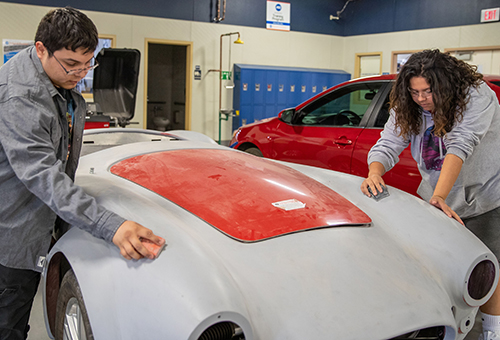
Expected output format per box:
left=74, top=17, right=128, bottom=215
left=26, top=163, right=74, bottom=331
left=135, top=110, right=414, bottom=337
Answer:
left=408, top=88, right=432, bottom=98
left=51, top=53, right=99, bottom=76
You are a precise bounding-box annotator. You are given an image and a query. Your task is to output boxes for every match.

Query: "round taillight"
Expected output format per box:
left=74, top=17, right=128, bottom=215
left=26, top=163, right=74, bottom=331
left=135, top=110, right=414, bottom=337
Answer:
left=468, top=259, right=496, bottom=301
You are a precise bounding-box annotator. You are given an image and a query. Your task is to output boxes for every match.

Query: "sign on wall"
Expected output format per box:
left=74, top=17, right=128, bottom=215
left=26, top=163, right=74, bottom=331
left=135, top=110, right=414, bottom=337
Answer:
left=3, top=39, right=33, bottom=64
left=481, top=8, right=499, bottom=23
left=266, top=1, right=291, bottom=31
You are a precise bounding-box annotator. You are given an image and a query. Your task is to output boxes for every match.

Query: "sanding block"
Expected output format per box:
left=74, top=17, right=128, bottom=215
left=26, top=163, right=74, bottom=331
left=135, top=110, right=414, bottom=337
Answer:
left=367, top=185, right=390, bottom=201
left=140, top=238, right=166, bottom=259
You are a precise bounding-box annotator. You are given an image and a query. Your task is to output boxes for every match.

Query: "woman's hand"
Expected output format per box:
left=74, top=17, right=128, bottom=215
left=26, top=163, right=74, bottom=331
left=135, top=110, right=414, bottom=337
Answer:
left=361, top=174, right=386, bottom=197
left=361, top=162, right=387, bottom=197
left=429, top=195, right=464, bottom=225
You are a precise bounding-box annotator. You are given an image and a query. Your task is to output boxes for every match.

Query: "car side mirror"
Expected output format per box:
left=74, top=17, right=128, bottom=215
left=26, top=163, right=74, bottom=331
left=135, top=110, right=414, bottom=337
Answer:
left=279, top=108, right=295, bottom=124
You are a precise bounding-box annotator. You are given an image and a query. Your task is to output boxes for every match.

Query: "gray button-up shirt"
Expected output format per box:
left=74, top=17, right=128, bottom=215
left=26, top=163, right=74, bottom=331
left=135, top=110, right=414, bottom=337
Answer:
left=0, top=46, right=125, bottom=271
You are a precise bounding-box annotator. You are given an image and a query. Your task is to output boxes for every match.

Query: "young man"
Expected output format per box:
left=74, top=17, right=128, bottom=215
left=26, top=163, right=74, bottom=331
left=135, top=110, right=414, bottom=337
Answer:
left=361, top=49, right=500, bottom=340
left=0, top=8, right=164, bottom=339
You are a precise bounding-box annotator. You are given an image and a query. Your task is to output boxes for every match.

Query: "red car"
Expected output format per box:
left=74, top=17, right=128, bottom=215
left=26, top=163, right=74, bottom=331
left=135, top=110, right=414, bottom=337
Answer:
left=230, top=74, right=500, bottom=196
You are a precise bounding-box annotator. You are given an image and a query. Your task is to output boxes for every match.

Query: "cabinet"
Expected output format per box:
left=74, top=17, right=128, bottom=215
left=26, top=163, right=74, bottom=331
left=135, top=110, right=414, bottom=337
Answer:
left=233, top=64, right=350, bottom=129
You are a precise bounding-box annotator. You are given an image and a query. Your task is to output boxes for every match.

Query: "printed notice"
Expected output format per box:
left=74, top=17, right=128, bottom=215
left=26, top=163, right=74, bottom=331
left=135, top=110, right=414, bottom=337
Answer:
left=3, top=39, right=33, bottom=64
left=267, top=1, right=291, bottom=31
left=272, top=199, right=306, bottom=211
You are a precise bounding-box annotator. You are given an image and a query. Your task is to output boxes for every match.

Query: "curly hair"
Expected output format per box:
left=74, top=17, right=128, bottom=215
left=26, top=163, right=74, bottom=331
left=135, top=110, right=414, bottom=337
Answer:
left=389, top=49, right=483, bottom=138
left=34, top=7, right=98, bottom=56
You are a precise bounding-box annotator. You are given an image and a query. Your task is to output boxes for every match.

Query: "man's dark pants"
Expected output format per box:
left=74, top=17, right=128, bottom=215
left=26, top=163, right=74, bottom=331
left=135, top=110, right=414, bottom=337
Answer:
left=0, top=263, right=40, bottom=340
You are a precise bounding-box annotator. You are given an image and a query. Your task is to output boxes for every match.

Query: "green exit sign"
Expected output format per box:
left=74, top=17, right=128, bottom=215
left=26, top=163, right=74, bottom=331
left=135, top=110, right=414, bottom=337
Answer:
left=221, top=71, right=232, bottom=80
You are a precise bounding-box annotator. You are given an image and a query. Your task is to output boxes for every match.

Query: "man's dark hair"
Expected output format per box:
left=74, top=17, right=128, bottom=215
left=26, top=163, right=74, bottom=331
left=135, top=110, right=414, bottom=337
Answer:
left=390, top=49, right=483, bottom=138
left=35, top=7, right=98, bottom=55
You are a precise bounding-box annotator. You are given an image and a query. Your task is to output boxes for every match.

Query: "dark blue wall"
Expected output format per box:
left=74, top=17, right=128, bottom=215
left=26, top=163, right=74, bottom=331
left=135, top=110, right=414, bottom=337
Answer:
left=344, top=0, right=500, bottom=36
left=3, top=0, right=500, bottom=36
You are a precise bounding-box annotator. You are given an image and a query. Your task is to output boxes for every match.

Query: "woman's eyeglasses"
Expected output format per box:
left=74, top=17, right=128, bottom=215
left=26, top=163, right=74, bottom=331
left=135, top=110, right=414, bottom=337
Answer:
left=408, top=88, right=432, bottom=98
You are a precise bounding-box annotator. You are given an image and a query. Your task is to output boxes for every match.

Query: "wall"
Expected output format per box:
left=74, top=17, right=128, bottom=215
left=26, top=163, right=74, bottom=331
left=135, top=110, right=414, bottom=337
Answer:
left=2, top=0, right=500, bottom=36
left=344, top=22, right=500, bottom=78
left=344, top=0, right=500, bottom=36
left=0, top=2, right=499, bottom=140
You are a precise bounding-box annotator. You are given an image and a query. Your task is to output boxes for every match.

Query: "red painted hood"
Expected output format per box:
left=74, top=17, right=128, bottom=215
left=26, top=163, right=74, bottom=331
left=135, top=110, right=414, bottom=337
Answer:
left=110, top=149, right=371, bottom=242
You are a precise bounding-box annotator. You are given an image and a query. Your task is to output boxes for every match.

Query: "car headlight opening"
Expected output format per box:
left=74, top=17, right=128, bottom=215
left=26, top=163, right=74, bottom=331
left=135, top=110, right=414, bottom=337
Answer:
left=468, top=260, right=496, bottom=300
left=464, top=255, right=498, bottom=306
left=197, top=321, right=244, bottom=340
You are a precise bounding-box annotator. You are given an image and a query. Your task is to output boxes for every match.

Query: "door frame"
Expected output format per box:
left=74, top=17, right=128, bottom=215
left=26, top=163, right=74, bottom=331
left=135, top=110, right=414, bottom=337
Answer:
left=144, top=38, right=193, bottom=130
left=354, top=52, right=382, bottom=79
left=445, top=45, right=500, bottom=75
left=390, top=50, right=422, bottom=74
left=444, top=45, right=500, bottom=54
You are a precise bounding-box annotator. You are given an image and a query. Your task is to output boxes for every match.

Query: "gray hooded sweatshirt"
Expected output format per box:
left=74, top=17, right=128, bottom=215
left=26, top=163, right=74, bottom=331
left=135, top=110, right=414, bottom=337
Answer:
left=368, top=82, right=500, bottom=219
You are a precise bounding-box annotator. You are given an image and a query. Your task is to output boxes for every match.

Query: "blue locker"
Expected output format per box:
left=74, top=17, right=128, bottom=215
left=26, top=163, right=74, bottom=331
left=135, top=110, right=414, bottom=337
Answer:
left=298, top=71, right=310, bottom=104
left=236, top=67, right=253, bottom=128
left=232, top=67, right=241, bottom=129
left=277, top=71, right=289, bottom=111
left=319, top=73, right=330, bottom=93
left=287, top=71, right=300, bottom=108
left=265, top=71, right=277, bottom=104
left=253, top=70, right=266, bottom=122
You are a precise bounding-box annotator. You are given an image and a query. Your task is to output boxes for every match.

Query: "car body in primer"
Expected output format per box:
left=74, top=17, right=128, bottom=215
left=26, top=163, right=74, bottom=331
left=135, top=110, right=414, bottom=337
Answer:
left=42, top=128, right=498, bottom=340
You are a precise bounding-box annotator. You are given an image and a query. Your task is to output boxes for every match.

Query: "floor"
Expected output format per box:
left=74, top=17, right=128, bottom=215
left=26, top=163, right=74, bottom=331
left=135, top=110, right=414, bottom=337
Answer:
left=27, top=283, right=51, bottom=340
left=467, top=312, right=483, bottom=340
left=27, top=280, right=483, bottom=340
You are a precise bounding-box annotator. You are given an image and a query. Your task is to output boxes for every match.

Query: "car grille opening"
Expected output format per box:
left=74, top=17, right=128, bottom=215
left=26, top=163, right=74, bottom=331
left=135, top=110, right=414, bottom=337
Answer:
left=197, top=321, right=245, bottom=340
left=468, top=259, right=496, bottom=300
left=389, top=326, right=445, bottom=339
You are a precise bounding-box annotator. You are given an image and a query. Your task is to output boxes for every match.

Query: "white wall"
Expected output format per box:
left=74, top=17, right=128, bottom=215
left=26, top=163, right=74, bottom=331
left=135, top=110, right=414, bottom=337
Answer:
left=343, top=23, right=500, bottom=77
left=1, top=2, right=499, bottom=140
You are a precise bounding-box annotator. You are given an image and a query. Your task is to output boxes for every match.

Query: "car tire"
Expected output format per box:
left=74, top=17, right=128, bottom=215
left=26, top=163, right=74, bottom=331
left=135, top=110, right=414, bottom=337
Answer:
left=55, top=269, right=94, bottom=340
left=243, top=147, right=263, bottom=157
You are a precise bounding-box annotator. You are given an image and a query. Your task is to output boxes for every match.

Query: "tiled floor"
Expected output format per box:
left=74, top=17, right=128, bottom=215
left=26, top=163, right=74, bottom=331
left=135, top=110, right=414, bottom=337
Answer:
left=27, top=279, right=483, bottom=340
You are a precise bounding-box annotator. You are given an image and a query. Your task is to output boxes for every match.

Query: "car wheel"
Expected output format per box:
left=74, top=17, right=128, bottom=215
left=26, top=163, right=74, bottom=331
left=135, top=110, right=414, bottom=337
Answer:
left=243, top=147, right=263, bottom=157
left=55, top=269, right=94, bottom=340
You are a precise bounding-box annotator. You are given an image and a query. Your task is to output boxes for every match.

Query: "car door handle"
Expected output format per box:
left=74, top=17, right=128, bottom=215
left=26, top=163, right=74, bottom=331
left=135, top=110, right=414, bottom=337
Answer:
left=334, top=137, right=353, bottom=145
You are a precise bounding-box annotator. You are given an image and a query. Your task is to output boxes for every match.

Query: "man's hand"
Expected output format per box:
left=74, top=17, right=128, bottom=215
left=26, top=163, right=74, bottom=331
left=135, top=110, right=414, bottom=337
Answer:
left=429, top=195, right=464, bottom=225
left=112, top=220, right=165, bottom=260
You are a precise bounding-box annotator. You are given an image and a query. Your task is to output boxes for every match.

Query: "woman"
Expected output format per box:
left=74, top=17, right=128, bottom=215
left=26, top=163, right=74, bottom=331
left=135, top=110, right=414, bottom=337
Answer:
left=361, top=49, right=500, bottom=340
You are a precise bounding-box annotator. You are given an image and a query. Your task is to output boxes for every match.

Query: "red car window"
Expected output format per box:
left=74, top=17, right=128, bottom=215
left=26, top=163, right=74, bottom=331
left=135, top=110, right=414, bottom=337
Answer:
left=298, top=82, right=383, bottom=127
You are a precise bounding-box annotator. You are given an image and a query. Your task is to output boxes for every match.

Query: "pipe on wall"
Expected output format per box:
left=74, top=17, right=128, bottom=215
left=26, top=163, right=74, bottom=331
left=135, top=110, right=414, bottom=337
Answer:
left=214, top=0, right=227, bottom=22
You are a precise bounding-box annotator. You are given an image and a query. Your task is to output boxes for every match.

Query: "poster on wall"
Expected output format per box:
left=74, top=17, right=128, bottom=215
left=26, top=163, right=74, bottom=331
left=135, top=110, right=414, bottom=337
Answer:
left=3, top=39, right=33, bottom=64
left=266, top=1, right=290, bottom=31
